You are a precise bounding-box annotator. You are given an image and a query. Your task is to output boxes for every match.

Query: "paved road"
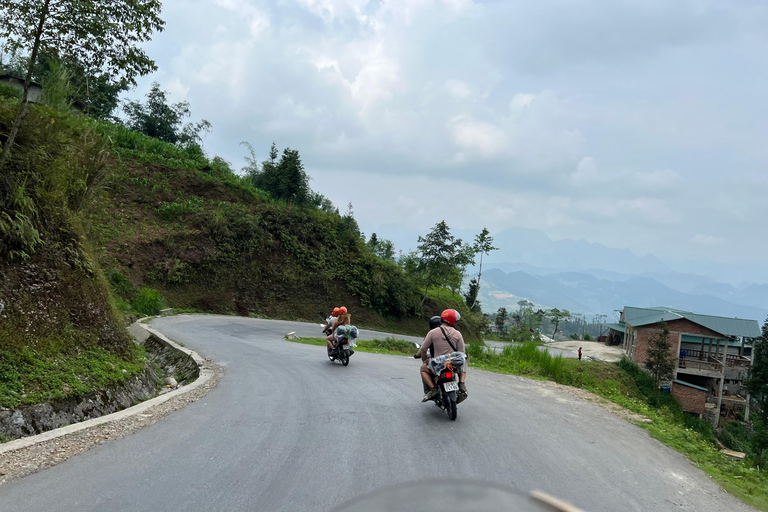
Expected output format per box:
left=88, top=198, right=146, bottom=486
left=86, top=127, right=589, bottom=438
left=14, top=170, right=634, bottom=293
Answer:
left=0, top=316, right=755, bottom=512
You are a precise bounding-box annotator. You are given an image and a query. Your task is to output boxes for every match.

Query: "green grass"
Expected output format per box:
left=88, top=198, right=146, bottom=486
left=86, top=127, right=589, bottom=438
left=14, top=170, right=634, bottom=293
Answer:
left=0, top=345, right=146, bottom=409
left=291, top=337, right=416, bottom=356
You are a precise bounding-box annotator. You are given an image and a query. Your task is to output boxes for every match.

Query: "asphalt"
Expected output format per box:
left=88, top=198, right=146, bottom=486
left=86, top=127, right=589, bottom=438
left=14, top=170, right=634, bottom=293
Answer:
left=0, top=315, right=756, bottom=512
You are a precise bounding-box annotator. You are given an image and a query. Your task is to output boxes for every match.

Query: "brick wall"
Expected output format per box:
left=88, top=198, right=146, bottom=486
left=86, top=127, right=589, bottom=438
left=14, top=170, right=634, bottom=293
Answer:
left=672, top=382, right=707, bottom=414
left=633, top=327, right=679, bottom=365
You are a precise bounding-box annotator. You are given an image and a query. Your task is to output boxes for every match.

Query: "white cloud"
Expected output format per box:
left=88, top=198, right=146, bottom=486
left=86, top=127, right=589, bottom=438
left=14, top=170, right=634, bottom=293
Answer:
left=449, top=116, right=507, bottom=159
left=692, top=234, right=727, bottom=246
left=571, top=156, right=599, bottom=184
left=133, top=0, right=768, bottom=274
left=445, top=79, right=472, bottom=99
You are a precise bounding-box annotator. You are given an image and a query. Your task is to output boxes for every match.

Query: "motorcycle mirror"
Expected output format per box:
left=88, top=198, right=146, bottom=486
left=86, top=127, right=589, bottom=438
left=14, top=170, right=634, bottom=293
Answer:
left=411, top=342, right=421, bottom=349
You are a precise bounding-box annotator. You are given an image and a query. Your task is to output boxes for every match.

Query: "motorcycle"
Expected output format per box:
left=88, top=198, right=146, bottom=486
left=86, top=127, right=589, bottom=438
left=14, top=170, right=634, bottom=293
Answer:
left=328, top=337, right=353, bottom=366
left=414, top=345, right=460, bottom=421
left=327, top=325, right=357, bottom=366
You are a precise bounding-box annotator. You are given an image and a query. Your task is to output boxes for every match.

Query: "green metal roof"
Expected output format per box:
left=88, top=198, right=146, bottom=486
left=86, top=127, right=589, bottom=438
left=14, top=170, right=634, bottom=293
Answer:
left=623, top=306, right=760, bottom=338
left=604, top=322, right=626, bottom=332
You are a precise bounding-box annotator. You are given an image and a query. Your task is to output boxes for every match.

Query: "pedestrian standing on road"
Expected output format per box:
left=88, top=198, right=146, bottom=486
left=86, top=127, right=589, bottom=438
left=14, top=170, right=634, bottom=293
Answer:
left=578, top=347, right=582, bottom=361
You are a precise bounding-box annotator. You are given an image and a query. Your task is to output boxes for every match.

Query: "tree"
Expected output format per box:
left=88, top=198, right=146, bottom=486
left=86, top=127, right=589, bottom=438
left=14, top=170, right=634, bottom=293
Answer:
left=645, top=322, right=676, bottom=403
left=448, top=241, right=476, bottom=295
left=247, top=143, right=311, bottom=206
left=547, top=308, right=571, bottom=340
left=748, top=316, right=768, bottom=468
left=277, top=148, right=311, bottom=205
left=0, top=0, right=164, bottom=169
left=415, top=221, right=463, bottom=305
left=367, top=233, right=396, bottom=261
left=464, top=278, right=481, bottom=313
left=470, top=228, right=498, bottom=310
left=123, top=83, right=211, bottom=147
left=495, top=307, right=508, bottom=335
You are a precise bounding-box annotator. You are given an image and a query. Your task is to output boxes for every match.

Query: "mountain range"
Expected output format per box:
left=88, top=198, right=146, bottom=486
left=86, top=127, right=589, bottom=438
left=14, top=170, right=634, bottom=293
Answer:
left=475, top=228, right=768, bottom=320
left=372, top=225, right=768, bottom=321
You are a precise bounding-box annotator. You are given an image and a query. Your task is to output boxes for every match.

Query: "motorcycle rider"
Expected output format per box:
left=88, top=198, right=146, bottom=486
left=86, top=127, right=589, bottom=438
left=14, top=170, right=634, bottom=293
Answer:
left=326, top=306, right=350, bottom=353
left=416, top=309, right=468, bottom=403
left=323, top=307, right=340, bottom=335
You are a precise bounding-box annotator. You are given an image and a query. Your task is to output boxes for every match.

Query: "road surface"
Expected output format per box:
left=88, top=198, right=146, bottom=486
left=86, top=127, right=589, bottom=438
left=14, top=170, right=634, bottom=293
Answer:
left=0, top=315, right=754, bottom=512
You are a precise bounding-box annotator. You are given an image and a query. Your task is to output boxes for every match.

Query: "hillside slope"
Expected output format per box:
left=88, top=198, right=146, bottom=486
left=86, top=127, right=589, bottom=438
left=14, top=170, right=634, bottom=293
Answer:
left=1, top=95, right=482, bottom=411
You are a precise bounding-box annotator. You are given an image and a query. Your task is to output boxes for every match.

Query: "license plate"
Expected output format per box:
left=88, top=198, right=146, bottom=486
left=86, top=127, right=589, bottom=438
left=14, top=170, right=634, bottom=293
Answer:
left=443, top=381, right=458, bottom=392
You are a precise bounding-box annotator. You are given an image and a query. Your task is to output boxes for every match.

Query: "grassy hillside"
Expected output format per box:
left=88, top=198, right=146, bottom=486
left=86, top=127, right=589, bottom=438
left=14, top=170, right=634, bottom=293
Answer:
left=0, top=89, right=481, bottom=409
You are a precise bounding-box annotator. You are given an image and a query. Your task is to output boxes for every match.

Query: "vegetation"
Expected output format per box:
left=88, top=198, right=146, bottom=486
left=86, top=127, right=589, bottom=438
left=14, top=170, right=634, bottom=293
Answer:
left=0, top=345, right=146, bottom=409
left=468, top=227, right=497, bottom=310
left=0, top=0, right=164, bottom=167
left=414, top=221, right=474, bottom=305
left=748, top=316, right=768, bottom=468
left=645, top=322, right=676, bottom=402
left=123, top=82, right=211, bottom=147
left=291, top=337, right=415, bottom=356
left=546, top=308, right=571, bottom=339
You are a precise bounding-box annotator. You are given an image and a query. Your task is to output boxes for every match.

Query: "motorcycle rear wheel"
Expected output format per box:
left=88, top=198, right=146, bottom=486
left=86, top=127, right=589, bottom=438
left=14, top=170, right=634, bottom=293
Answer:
left=445, top=393, right=457, bottom=421
left=341, top=351, right=350, bottom=366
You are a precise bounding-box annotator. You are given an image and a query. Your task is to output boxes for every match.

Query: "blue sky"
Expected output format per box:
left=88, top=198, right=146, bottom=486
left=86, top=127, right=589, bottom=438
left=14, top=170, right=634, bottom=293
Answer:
left=130, top=0, right=768, bottom=282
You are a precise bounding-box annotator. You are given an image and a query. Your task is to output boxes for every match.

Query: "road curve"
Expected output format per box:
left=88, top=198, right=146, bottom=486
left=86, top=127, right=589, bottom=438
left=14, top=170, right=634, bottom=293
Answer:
left=0, top=315, right=755, bottom=512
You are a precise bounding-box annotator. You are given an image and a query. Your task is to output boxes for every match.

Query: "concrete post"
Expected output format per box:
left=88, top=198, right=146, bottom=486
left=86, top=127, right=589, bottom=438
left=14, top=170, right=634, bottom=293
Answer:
left=714, top=356, right=727, bottom=428
left=745, top=392, right=751, bottom=422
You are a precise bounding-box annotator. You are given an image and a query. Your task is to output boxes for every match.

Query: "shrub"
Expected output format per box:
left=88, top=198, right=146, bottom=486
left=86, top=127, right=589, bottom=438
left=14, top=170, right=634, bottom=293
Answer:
left=131, top=287, right=165, bottom=316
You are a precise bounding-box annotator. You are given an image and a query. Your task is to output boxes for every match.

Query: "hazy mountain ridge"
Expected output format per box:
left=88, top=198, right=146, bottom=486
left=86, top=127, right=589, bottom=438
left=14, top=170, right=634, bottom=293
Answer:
left=480, top=268, right=767, bottom=320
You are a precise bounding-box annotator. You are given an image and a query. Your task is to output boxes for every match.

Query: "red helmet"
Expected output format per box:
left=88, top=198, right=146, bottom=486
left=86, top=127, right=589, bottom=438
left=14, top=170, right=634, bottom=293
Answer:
left=441, top=309, right=459, bottom=326
left=339, top=306, right=348, bottom=315
left=332, top=307, right=340, bottom=316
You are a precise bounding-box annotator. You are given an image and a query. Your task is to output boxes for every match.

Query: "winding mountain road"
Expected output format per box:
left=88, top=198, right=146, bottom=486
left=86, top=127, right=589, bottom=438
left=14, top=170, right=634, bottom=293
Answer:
left=0, top=315, right=755, bottom=512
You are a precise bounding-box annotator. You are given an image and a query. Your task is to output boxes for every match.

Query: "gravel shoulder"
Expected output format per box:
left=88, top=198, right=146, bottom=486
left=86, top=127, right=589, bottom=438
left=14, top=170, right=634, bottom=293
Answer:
left=0, top=360, right=223, bottom=486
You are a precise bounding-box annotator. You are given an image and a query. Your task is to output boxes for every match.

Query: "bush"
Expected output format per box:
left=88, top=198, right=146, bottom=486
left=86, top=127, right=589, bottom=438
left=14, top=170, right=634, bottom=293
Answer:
left=0, top=83, right=21, bottom=101
left=131, top=287, right=165, bottom=316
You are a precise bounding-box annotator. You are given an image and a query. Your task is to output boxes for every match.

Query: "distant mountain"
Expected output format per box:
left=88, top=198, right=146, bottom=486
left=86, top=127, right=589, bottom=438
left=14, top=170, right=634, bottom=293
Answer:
left=480, top=268, right=766, bottom=321
left=368, top=224, right=768, bottom=319
left=484, top=227, right=671, bottom=275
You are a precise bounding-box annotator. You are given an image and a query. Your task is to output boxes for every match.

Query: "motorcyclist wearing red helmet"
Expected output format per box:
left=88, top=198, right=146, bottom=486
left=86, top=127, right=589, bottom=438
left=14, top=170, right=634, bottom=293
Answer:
left=326, top=306, right=350, bottom=353
left=416, top=309, right=468, bottom=403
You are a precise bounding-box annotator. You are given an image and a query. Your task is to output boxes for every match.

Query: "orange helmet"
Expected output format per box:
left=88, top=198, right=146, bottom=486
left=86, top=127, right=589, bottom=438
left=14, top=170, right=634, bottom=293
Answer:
left=441, top=309, right=459, bottom=326
left=332, top=307, right=340, bottom=316
left=339, top=306, right=348, bottom=314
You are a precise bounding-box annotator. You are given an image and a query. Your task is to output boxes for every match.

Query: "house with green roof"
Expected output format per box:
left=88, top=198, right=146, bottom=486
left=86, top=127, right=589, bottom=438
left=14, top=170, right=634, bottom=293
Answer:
left=619, top=306, right=760, bottom=426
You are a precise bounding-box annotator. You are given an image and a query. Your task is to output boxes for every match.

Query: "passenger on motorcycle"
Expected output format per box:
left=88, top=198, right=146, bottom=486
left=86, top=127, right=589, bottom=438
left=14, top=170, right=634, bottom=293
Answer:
left=416, top=309, right=468, bottom=404
left=323, top=307, right=340, bottom=335
left=326, top=306, right=350, bottom=353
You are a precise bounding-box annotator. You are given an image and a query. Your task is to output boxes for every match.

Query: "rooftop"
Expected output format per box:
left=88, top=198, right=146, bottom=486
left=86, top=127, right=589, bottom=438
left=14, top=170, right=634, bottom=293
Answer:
left=623, top=306, right=760, bottom=338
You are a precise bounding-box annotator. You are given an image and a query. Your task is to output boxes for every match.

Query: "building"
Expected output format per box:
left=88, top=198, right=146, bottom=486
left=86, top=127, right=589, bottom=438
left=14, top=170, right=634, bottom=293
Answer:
left=0, top=74, right=43, bottom=103
left=619, top=306, right=760, bottom=426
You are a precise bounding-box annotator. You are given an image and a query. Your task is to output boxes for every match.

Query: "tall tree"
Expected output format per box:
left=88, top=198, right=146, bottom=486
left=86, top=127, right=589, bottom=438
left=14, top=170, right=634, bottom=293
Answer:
left=367, top=233, right=396, bottom=261
left=495, top=307, right=508, bottom=335
left=277, top=148, right=310, bottom=205
left=123, top=83, right=211, bottom=146
left=547, top=308, right=571, bottom=340
left=0, top=0, right=164, bottom=169
left=470, top=228, right=498, bottom=310
left=247, top=143, right=311, bottom=206
left=748, top=316, right=768, bottom=468
left=415, top=221, right=463, bottom=305
left=464, top=278, right=481, bottom=313
left=645, top=322, right=676, bottom=403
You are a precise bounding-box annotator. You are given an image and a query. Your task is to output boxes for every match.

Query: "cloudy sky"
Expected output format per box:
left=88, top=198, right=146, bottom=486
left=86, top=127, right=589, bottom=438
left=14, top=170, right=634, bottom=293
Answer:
left=133, top=0, right=768, bottom=282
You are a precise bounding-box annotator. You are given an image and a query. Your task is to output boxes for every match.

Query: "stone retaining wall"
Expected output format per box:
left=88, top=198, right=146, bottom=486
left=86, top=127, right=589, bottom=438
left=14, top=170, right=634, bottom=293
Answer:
left=0, top=321, right=198, bottom=439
